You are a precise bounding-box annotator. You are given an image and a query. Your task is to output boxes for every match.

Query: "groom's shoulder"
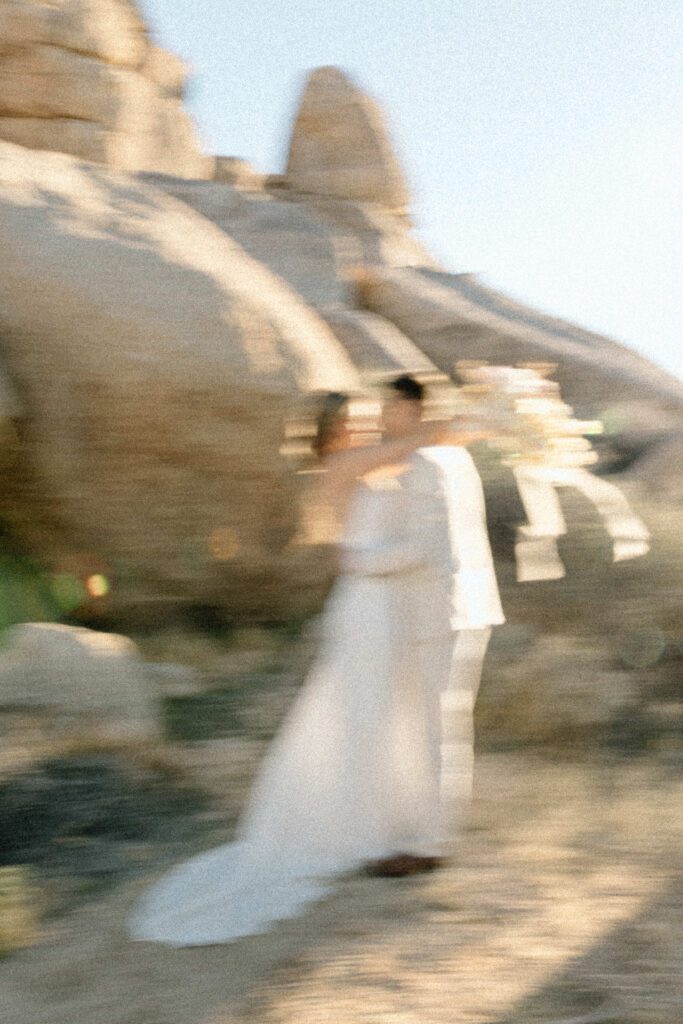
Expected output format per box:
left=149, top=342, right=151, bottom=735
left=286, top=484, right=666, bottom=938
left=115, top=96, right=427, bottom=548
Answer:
left=417, top=446, right=483, bottom=490
left=417, top=444, right=474, bottom=469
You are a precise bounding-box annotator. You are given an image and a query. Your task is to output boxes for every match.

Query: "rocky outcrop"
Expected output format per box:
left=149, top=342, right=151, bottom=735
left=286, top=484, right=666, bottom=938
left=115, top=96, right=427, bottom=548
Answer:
left=0, top=0, right=147, bottom=65
left=144, top=172, right=436, bottom=314
left=285, top=66, right=410, bottom=208
left=0, top=141, right=357, bottom=618
left=354, top=266, right=683, bottom=417
left=0, top=0, right=207, bottom=177
left=0, top=30, right=680, bottom=627
left=142, top=176, right=349, bottom=308
left=141, top=66, right=680, bottom=431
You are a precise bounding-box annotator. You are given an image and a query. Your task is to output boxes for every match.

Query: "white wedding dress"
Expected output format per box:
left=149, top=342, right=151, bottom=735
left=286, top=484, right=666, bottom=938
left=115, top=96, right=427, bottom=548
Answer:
left=129, top=478, right=432, bottom=946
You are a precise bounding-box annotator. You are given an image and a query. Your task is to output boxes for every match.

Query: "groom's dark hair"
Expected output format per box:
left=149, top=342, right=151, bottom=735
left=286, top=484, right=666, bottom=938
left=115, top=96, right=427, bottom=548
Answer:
left=390, top=374, right=424, bottom=403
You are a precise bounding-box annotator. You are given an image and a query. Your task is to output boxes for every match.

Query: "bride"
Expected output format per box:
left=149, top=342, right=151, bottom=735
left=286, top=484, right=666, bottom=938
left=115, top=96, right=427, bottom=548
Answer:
left=129, top=392, right=458, bottom=946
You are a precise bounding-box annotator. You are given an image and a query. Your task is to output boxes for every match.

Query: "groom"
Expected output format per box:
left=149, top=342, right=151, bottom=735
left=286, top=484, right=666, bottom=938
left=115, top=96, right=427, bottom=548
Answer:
left=369, top=375, right=505, bottom=876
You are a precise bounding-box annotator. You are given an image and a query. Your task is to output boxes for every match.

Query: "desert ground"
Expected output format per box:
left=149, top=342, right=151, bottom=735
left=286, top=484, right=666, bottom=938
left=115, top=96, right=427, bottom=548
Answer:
left=1, top=611, right=681, bottom=1024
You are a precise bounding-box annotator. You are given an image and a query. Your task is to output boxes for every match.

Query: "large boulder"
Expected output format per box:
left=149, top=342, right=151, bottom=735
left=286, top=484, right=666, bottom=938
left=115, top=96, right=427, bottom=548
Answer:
left=285, top=66, right=410, bottom=209
left=0, top=0, right=208, bottom=178
left=0, top=141, right=358, bottom=618
left=0, top=623, right=159, bottom=740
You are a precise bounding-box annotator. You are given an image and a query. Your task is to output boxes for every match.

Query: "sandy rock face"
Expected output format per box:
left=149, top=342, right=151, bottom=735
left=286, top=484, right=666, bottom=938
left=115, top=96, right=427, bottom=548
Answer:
left=0, top=0, right=147, bottom=67
left=140, top=42, right=187, bottom=96
left=0, top=141, right=357, bottom=617
left=145, top=176, right=350, bottom=308
left=356, top=266, right=683, bottom=416
left=0, top=36, right=680, bottom=629
left=285, top=66, right=410, bottom=208
left=0, top=0, right=207, bottom=177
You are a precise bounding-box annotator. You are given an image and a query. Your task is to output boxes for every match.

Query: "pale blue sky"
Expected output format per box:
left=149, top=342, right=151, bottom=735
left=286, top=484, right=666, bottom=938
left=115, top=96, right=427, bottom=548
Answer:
left=141, top=0, right=682, bottom=381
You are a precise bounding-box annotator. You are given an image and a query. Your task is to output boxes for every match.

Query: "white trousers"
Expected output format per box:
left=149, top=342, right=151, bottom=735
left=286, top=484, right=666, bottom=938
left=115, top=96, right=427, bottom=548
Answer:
left=407, top=627, right=492, bottom=857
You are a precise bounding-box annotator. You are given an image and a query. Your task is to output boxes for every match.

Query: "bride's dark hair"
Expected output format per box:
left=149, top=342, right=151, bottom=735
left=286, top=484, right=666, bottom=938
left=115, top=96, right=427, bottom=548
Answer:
left=313, top=391, right=349, bottom=457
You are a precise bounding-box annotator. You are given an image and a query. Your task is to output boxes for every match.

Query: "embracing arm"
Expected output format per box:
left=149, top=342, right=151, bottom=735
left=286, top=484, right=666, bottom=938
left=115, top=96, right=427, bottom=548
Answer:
left=341, top=462, right=448, bottom=578
left=322, top=418, right=484, bottom=490
left=321, top=428, right=430, bottom=490
left=340, top=530, right=430, bottom=577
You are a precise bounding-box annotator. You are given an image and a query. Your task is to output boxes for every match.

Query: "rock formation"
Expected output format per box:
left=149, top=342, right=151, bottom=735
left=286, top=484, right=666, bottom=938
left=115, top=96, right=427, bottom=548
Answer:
left=0, top=4, right=680, bottom=623
left=0, top=0, right=208, bottom=177
left=0, top=140, right=357, bottom=618
left=285, top=65, right=410, bottom=209
left=144, top=66, right=681, bottom=428
left=354, top=267, right=683, bottom=416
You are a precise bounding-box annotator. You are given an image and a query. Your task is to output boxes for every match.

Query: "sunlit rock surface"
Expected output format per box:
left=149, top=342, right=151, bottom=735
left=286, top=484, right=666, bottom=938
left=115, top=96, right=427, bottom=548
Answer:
left=285, top=65, right=410, bottom=208
left=0, top=0, right=208, bottom=177
left=0, top=8, right=680, bottom=623
left=0, top=141, right=357, bottom=617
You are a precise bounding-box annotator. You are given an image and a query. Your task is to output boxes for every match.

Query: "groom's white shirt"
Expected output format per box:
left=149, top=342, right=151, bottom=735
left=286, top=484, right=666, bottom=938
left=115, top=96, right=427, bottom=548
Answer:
left=415, top=445, right=504, bottom=632
left=341, top=445, right=504, bottom=636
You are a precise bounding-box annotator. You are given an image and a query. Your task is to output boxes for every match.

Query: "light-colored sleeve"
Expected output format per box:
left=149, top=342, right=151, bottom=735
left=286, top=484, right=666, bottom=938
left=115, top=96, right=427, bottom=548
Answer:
left=341, top=461, right=448, bottom=577
left=340, top=530, right=430, bottom=576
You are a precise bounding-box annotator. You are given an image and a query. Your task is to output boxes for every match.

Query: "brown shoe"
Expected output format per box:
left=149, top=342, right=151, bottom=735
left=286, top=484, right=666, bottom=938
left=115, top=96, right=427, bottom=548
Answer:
left=365, top=853, right=446, bottom=877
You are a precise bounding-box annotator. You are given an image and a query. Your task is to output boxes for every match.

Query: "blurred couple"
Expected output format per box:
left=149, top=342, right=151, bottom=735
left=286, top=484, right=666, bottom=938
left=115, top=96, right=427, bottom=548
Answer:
left=130, top=376, right=504, bottom=946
